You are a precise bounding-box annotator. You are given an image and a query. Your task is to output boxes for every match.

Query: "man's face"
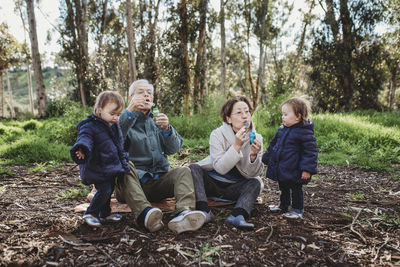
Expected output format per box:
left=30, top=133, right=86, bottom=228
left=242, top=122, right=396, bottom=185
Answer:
left=130, top=84, right=154, bottom=110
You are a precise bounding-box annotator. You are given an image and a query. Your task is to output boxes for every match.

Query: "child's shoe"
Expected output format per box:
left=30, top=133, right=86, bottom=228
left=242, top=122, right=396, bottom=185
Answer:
left=283, top=211, right=303, bottom=219
left=225, top=215, right=254, bottom=230
left=202, top=210, right=215, bottom=223
left=101, top=214, right=123, bottom=223
left=268, top=205, right=282, bottom=212
left=168, top=210, right=206, bottom=234
left=83, top=214, right=102, bottom=227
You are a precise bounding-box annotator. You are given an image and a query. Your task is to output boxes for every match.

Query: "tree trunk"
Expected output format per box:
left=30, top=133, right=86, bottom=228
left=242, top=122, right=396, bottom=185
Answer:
left=179, top=0, right=191, bottom=115
left=0, top=71, right=4, bottom=117
left=145, top=0, right=160, bottom=88
left=193, top=0, right=207, bottom=113
left=6, top=70, right=15, bottom=119
left=324, top=0, right=339, bottom=41
left=26, top=0, right=47, bottom=117
left=339, top=0, right=354, bottom=111
left=220, top=0, right=226, bottom=96
left=27, top=63, right=34, bottom=114
left=126, top=0, right=137, bottom=84
left=388, top=65, right=398, bottom=109
left=17, top=3, right=34, bottom=115
left=245, top=0, right=257, bottom=109
left=256, top=0, right=268, bottom=107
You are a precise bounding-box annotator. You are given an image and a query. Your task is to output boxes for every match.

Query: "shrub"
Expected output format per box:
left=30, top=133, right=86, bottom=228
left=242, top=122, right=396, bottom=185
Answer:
left=22, top=120, right=39, bottom=131
left=0, top=135, right=71, bottom=165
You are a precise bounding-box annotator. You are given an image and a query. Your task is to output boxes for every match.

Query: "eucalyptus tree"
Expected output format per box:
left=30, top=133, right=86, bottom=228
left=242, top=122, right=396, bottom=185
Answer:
left=126, top=0, right=137, bottom=83
left=308, top=0, right=385, bottom=112
left=59, top=0, right=90, bottom=106
left=26, top=0, right=47, bottom=116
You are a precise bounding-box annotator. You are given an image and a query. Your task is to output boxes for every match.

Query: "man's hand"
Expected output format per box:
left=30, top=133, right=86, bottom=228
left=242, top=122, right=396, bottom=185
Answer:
left=127, top=95, right=152, bottom=113
left=155, top=113, right=169, bottom=131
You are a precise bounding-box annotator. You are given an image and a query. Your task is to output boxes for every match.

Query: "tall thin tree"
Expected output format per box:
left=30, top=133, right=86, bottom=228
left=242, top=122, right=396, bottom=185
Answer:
left=220, top=0, right=226, bottom=96
left=26, top=0, right=46, bottom=116
left=126, top=0, right=137, bottom=84
left=179, top=0, right=191, bottom=115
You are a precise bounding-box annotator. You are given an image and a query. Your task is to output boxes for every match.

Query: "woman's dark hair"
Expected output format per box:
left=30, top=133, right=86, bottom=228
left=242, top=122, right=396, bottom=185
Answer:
left=220, top=95, right=253, bottom=123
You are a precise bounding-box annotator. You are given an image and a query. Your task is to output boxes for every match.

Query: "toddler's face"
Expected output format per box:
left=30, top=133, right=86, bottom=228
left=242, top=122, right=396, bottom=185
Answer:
left=281, top=104, right=300, bottom=127
left=100, top=102, right=122, bottom=126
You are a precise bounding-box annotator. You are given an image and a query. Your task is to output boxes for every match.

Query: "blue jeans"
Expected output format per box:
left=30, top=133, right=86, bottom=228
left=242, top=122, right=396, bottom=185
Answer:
left=85, top=180, right=115, bottom=219
left=278, top=181, right=304, bottom=214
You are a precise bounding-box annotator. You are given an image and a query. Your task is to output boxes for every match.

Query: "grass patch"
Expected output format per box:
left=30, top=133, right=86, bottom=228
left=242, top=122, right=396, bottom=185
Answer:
left=57, top=183, right=89, bottom=199
left=0, top=136, right=71, bottom=165
left=0, top=167, right=15, bottom=176
left=186, top=243, right=221, bottom=263
left=351, top=193, right=366, bottom=200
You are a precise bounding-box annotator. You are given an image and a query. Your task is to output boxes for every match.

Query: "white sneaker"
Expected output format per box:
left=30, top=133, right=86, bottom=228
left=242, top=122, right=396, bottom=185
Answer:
left=144, top=208, right=164, bottom=232
left=168, top=210, right=206, bottom=234
left=283, top=211, right=303, bottom=219
left=268, top=205, right=282, bottom=212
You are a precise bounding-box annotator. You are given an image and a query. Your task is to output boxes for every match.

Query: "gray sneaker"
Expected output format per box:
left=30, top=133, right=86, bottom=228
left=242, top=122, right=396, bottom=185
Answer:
left=202, top=210, right=215, bottom=223
left=168, top=210, right=206, bottom=234
left=144, top=208, right=164, bottom=232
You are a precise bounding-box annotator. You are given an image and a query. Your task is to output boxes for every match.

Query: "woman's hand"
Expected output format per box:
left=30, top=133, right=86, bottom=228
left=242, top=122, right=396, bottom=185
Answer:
left=250, top=138, right=261, bottom=162
left=155, top=113, right=169, bottom=131
left=233, top=126, right=248, bottom=152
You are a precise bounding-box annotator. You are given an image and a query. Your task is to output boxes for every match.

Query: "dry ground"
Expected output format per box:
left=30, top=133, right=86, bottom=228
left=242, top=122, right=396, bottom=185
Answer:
left=0, top=162, right=399, bottom=266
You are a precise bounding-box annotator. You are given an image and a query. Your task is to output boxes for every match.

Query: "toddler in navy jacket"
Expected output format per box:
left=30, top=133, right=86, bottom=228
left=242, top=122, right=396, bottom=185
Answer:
left=262, top=97, right=318, bottom=219
left=70, top=91, right=129, bottom=227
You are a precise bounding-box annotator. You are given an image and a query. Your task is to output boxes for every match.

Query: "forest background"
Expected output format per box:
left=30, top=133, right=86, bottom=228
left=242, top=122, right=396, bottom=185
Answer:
left=0, top=0, right=399, bottom=173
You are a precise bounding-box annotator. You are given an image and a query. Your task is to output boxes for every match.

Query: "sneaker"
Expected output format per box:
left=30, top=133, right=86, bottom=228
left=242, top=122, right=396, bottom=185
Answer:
left=144, top=208, right=164, bottom=232
left=225, top=215, right=254, bottom=230
left=283, top=211, right=303, bottom=219
left=168, top=210, right=206, bottom=234
left=83, top=214, right=102, bottom=227
left=101, top=214, right=123, bottom=223
left=202, top=210, right=215, bottom=223
left=268, top=205, right=282, bottom=212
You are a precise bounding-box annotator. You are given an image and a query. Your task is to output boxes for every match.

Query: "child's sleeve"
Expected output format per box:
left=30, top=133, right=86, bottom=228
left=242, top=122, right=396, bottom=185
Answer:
left=262, top=132, right=278, bottom=165
left=70, top=124, right=94, bottom=164
left=299, top=129, right=318, bottom=174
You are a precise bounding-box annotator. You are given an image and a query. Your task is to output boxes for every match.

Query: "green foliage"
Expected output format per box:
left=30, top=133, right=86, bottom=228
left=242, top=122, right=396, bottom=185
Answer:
left=22, top=120, right=39, bottom=131
left=186, top=243, right=221, bottom=263
left=351, top=193, right=366, bottom=200
left=57, top=183, right=89, bottom=200
left=341, top=212, right=353, bottom=219
left=0, top=167, right=15, bottom=176
left=0, top=135, right=70, bottom=165
left=314, top=113, right=400, bottom=171
left=371, top=213, right=400, bottom=227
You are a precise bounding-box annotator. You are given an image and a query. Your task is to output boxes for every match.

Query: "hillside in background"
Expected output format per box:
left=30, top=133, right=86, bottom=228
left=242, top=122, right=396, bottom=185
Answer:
left=2, top=67, right=73, bottom=112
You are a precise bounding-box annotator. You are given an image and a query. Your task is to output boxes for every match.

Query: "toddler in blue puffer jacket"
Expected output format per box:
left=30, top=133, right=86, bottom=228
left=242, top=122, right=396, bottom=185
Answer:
left=71, top=91, right=129, bottom=227
left=262, top=97, right=318, bottom=219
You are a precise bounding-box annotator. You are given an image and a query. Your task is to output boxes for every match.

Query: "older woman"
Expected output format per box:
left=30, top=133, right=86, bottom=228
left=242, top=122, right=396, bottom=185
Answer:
left=189, top=96, right=264, bottom=230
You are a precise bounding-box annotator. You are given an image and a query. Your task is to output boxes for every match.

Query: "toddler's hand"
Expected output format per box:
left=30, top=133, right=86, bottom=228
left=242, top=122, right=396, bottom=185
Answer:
left=301, top=171, right=310, bottom=180
left=75, top=149, right=85, bottom=160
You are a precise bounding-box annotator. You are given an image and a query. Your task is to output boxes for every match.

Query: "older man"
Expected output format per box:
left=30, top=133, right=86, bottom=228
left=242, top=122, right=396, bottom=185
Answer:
left=115, top=79, right=205, bottom=234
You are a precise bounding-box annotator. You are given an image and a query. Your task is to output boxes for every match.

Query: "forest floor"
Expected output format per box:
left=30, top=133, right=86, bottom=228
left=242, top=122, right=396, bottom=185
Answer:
left=1, top=161, right=400, bottom=266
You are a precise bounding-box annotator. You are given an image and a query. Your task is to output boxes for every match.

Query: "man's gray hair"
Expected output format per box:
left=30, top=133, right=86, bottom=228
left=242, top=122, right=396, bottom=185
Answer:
left=129, top=79, right=154, bottom=96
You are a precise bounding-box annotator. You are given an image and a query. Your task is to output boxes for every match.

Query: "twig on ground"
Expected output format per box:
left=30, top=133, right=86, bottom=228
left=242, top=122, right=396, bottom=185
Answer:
left=212, top=225, right=221, bottom=240
left=350, top=209, right=367, bottom=244
left=95, top=245, right=121, bottom=267
left=126, top=226, right=149, bottom=238
left=58, top=235, right=91, bottom=246
left=266, top=223, right=273, bottom=243
left=373, top=234, right=390, bottom=261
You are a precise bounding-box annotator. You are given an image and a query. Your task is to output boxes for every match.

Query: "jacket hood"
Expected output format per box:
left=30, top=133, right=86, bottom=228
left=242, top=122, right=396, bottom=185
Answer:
left=285, top=118, right=314, bottom=130
left=76, top=114, right=110, bottom=131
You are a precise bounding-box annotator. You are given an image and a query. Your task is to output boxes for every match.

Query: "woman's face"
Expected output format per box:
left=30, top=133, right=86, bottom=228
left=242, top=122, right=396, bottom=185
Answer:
left=227, top=101, right=251, bottom=132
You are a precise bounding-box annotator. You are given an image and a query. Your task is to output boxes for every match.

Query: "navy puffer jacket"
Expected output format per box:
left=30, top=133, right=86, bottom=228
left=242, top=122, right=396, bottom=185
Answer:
left=70, top=114, right=130, bottom=185
left=262, top=119, right=318, bottom=184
